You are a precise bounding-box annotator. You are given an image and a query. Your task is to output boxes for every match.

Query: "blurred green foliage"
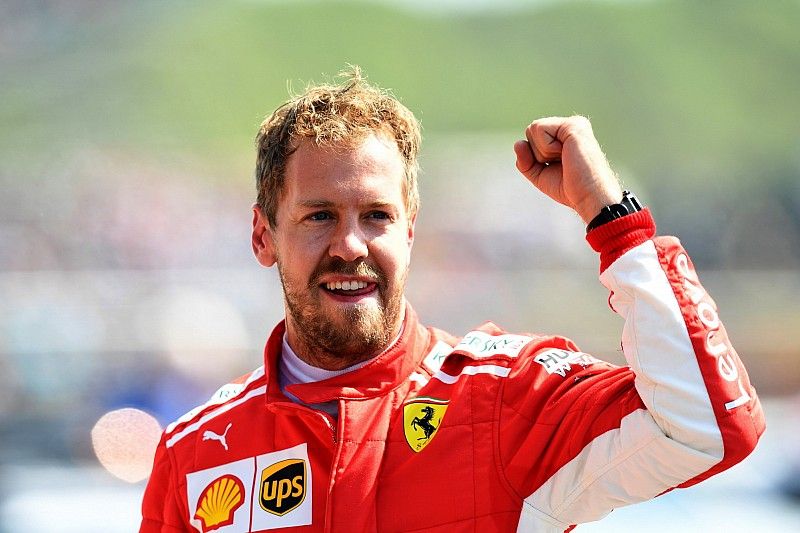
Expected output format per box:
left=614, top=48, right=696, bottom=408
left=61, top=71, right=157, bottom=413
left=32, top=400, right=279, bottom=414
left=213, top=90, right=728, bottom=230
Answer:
left=1, top=0, right=799, bottom=189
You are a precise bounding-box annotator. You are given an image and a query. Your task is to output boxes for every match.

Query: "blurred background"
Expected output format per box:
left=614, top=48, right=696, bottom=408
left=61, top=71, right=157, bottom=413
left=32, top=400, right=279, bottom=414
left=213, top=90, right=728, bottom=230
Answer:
left=1, top=0, right=799, bottom=531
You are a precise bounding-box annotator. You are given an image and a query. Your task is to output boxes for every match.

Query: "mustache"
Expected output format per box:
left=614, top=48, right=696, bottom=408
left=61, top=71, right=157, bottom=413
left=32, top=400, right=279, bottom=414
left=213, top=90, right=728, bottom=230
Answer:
left=310, top=257, right=385, bottom=287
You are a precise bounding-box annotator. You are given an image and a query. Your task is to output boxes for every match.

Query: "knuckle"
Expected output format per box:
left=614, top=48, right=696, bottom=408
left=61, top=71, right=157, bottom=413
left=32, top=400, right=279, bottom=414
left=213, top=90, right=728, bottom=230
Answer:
left=569, top=115, right=592, bottom=130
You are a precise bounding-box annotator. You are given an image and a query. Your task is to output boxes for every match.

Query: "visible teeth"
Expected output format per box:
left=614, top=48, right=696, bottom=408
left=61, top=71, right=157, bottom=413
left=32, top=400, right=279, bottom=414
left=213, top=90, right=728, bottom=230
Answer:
left=325, top=281, right=369, bottom=291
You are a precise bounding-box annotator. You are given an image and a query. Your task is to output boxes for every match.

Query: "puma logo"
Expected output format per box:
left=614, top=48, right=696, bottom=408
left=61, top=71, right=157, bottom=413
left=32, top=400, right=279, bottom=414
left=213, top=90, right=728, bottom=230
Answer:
left=202, top=422, right=233, bottom=451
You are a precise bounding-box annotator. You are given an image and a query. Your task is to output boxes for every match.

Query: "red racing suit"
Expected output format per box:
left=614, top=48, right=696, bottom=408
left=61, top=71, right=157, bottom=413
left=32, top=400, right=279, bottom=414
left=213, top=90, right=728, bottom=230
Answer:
left=141, top=210, right=765, bottom=532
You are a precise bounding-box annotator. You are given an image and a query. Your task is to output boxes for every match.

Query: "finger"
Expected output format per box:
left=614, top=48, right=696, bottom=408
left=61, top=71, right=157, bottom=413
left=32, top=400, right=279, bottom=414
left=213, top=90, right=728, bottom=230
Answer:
left=513, top=139, right=535, bottom=173
left=525, top=160, right=568, bottom=204
left=524, top=126, right=550, bottom=164
left=525, top=118, right=565, bottom=163
left=531, top=161, right=566, bottom=203
left=513, top=139, right=547, bottom=182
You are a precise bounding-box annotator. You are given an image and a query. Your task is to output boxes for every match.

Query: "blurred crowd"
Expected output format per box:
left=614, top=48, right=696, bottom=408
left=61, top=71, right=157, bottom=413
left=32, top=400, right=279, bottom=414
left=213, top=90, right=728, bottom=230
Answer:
left=0, top=140, right=588, bottom=466
left=0, top=148, right=255, bottom=464
left=2, top=141, right=799, bottom=471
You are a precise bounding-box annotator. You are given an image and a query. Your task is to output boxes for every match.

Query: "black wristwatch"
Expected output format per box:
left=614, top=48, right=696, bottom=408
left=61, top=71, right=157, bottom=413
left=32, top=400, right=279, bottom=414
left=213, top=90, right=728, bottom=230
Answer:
left=585, top=190, right=643, bottom=233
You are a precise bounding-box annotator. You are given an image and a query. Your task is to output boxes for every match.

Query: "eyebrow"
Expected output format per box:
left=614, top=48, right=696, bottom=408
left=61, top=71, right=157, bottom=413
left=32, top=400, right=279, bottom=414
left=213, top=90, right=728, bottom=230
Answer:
left=297, top=200, right=334, bottom=209
left=296, top=199, right=397, bottom=210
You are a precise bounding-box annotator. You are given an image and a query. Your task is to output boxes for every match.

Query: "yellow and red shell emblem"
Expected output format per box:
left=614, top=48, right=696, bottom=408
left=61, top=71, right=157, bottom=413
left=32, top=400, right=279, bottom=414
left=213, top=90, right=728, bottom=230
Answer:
left=194, top=474, right=245, bottom=532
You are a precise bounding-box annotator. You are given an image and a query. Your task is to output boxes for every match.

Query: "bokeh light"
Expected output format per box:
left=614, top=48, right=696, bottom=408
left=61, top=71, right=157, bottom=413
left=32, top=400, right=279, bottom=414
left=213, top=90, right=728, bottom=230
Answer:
left=91, top=408, right=162, bottom=483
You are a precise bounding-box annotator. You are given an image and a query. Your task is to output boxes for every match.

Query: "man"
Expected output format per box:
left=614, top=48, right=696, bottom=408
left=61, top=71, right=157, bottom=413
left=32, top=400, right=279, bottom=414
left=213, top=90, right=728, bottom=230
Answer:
left=141, top=70, right=765, bottom=532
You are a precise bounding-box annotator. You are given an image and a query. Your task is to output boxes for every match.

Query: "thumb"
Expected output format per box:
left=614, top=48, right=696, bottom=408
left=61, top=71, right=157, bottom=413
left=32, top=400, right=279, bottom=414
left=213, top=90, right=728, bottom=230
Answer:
left=513, top=139, right=548, bottom=185
left=513, top=140, right=535, bottom=174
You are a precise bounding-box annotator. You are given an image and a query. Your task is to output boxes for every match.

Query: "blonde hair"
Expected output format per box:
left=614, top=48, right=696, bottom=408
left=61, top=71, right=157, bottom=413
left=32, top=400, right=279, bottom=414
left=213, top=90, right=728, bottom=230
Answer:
left=255, top=66, right=421, bottom=228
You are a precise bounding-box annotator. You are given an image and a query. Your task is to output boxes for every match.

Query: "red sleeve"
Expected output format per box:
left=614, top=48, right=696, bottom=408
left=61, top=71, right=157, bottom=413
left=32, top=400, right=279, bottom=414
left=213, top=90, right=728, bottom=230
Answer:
left=586, top=207, right=655, bottom=273
left=499, top=209, right=764, bottom=531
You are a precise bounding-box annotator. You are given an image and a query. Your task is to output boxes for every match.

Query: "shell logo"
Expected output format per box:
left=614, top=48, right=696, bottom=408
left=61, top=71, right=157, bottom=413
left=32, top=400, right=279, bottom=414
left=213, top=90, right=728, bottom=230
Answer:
left=194, top=474, right=245, bottom=532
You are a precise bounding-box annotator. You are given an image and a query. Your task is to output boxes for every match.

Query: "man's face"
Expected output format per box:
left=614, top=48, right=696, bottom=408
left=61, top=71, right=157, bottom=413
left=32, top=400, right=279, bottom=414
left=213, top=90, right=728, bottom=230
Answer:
left=252, top=133, right=416, bottom=368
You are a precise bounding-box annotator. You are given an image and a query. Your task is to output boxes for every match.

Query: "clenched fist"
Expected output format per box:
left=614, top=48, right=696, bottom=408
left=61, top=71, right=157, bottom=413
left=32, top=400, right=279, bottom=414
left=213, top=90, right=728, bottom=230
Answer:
left=513, top=116, right=624, bottom=224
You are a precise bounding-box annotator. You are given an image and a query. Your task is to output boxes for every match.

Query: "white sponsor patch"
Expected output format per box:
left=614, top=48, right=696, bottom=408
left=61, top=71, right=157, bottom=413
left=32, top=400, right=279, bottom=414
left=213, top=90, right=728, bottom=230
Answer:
left=186, top=457, right=254, bottom=533
left=252, top=443, right=313, bottom=529
left=185, top=443, right=312, bottom=532
left=423, top=341, right=454, bottom=372
left=454, top=331, right=533, bottom=359
left=533, top=349, right=600, bottom=377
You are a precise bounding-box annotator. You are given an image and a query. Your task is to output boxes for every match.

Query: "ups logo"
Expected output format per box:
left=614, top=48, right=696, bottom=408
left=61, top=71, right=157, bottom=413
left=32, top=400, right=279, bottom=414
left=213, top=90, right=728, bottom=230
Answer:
left=259, top=458, right=306, bottom=516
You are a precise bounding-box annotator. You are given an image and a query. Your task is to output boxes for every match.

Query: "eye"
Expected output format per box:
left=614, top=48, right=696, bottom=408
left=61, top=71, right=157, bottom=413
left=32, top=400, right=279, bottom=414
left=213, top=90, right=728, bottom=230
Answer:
left=367, top=211, right=392, bottom=221
left=308, top=211, right=332, bottom=221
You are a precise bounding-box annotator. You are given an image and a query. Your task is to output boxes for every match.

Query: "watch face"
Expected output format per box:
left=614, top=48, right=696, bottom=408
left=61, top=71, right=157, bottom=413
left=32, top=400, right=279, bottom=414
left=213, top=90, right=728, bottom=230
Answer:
left=611, top=204, right=630, bottom=218
left=586, top=192, right=642, bottom=232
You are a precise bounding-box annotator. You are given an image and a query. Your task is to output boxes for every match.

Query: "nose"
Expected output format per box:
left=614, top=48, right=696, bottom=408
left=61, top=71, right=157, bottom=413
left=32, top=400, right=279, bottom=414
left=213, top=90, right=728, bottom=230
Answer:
left=328, top=218, right=368, bottom=262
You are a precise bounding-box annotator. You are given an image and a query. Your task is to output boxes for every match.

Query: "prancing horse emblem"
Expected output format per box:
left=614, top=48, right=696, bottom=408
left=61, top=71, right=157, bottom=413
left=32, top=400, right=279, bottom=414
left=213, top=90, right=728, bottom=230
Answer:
left=403, top=399, right=448, bottom=452
left=202, top=422, right=233, bottom=451
left=411, top=406, right=437, bottom=440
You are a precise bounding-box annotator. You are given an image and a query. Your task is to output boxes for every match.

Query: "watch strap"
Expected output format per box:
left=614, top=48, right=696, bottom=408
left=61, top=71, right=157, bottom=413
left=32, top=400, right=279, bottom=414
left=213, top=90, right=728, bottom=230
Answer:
left=585, top=190, right=643, bottom=233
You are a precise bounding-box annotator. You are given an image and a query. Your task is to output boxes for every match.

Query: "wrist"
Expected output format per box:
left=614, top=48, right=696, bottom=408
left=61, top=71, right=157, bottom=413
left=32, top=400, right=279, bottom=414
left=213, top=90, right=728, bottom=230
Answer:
left=586, top=207, right=656, bottom=273
left=575, top=190, right=624, bottom=224
left=585, top=191, right=643, bottom=233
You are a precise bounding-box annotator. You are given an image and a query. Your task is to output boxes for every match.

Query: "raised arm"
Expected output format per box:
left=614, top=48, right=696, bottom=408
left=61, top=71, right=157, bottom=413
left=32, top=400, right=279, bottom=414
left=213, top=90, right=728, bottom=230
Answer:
left=504, top=117, right=765, bottom=529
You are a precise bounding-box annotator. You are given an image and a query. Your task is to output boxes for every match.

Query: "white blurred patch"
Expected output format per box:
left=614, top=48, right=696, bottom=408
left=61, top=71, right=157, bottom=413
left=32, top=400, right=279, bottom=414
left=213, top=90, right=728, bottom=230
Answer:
left=91, top=408, right=162, bottom=483
left=141, top=287, right=251, bottom=382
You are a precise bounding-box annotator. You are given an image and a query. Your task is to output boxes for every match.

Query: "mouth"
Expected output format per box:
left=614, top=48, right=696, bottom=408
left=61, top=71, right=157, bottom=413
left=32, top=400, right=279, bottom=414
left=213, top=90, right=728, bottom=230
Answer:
left=319, top=279, right=379, bottom=302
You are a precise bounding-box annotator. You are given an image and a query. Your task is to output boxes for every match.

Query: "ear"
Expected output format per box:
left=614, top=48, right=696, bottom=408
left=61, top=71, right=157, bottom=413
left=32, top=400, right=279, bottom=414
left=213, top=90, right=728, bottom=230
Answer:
left=252, top=204, right=277, bottom=267
left=406, top=211, right=417, bottom=263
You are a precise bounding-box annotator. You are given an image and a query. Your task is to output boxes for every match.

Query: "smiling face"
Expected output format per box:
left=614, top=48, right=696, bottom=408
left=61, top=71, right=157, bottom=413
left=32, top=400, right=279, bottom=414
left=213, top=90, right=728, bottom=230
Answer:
left=252, top=133, right=416, bottom=369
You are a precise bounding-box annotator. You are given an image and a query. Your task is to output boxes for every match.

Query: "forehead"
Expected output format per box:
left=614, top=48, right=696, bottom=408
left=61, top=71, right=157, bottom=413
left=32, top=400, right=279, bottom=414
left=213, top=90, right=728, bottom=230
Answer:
left=283, top=133, right=406, bottom=202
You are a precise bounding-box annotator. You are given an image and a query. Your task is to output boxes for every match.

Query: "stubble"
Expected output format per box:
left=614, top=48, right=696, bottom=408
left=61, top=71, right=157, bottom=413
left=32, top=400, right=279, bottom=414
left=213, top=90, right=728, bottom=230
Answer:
left=278, top=256, right=406, bottom=369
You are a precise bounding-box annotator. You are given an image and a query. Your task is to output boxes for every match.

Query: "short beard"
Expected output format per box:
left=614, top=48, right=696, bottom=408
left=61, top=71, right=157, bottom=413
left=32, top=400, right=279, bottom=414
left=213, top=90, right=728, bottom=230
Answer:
left=278, top=256, right=406, bottom=368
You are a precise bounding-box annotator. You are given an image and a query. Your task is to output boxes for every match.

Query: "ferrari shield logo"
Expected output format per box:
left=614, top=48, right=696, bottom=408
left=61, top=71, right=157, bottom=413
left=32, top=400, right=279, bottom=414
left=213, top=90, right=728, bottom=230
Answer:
left=403, top=398, right=448, bottom=452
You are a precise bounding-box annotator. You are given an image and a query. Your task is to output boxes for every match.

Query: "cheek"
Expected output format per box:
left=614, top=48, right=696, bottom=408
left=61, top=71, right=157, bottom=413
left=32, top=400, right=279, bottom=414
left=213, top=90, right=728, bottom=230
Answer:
left=280, top=231, right=326, bottom=262
left=374, top=237, right=413, bottom=278
left=278, top=250, right=315, bottom=283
